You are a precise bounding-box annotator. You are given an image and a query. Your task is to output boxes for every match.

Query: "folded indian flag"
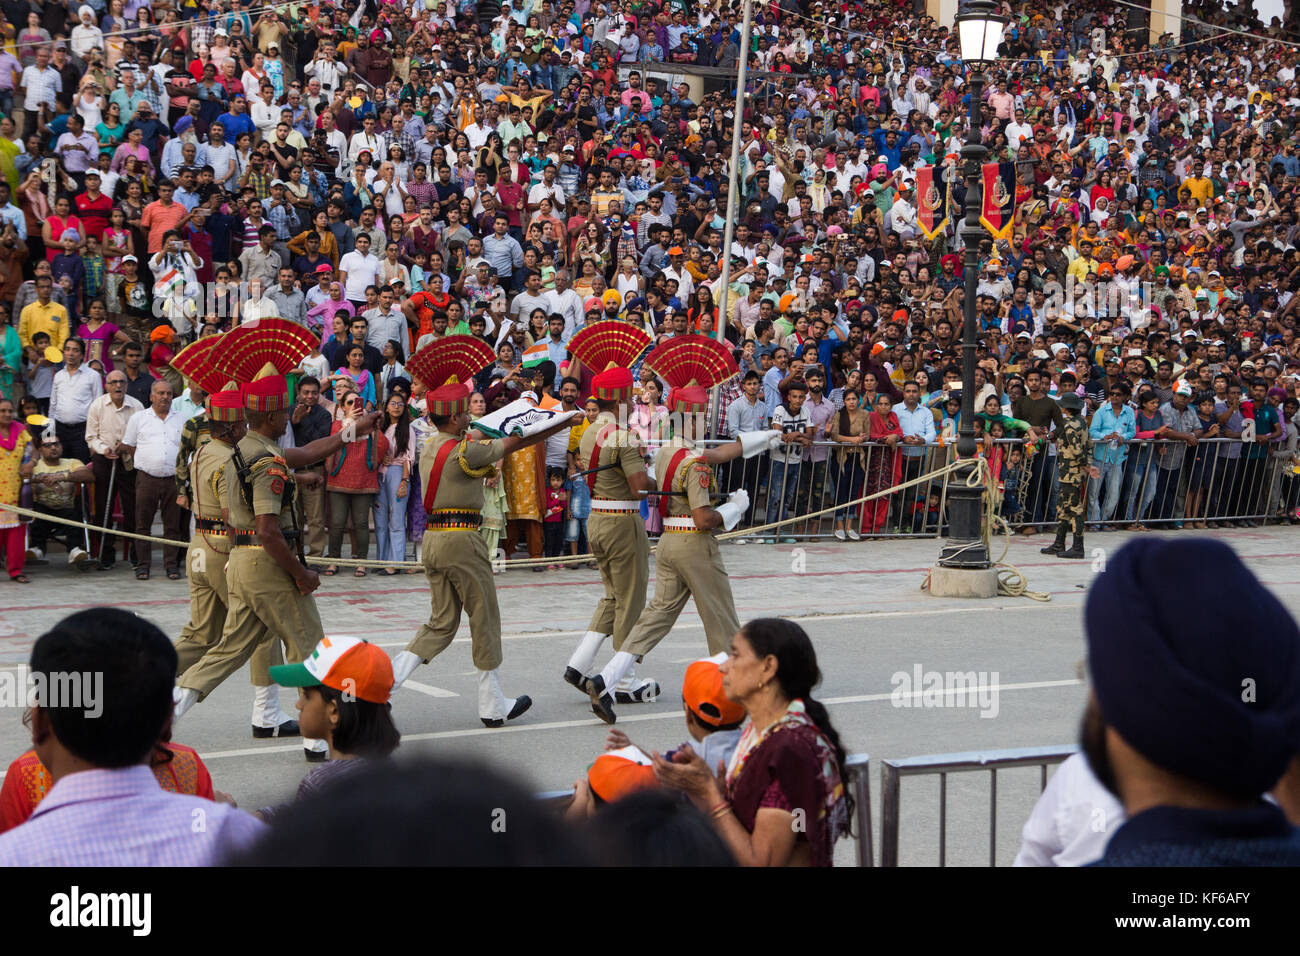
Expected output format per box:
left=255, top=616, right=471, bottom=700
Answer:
left=521, top=341, right=550, bottom=367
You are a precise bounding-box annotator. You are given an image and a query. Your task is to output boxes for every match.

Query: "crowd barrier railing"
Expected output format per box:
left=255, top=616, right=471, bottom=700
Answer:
left=677, top=436, right=1296, bottom=541
left=879, top=745, right=1079, bottom=867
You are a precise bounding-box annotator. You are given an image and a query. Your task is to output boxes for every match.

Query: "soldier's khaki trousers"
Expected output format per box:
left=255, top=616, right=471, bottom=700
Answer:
left=178, top=547, right=320, bottom=699
left=587, top=512, right=649, bottom=650
left=174, top=535, right=279, bottom=686
left=621, top=530, right=739, bottom=659
left=407, top=529, right=503, bottom=670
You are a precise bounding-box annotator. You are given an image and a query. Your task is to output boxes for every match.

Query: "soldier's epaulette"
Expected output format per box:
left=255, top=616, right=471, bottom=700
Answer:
left=250, top=454, right=288, bottom=475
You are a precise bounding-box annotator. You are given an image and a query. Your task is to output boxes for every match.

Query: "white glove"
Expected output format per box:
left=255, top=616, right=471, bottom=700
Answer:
left=645, top=458, right=656, bottom=484
left=715, top=489, right=750, bottom=531
left=739, top=429, right=782, bottom=459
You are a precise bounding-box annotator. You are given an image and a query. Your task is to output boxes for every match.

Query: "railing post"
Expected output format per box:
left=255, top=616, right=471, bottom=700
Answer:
left=881, top=760, right=901, bottom=867
left=846, top=753, right=873, bottom=866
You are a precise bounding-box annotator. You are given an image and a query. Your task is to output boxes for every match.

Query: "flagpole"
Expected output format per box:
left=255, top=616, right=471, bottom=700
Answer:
left=709, top=0, right=754, bottom=439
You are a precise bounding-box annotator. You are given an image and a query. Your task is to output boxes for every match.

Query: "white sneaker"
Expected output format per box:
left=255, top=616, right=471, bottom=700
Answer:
left=847, top=528, right=861, bottom=541
left=68, top=547, right=88, bottom=565
left=833, top=528, right=847, bottom=541
left=25, top=547, right=43, bottom=561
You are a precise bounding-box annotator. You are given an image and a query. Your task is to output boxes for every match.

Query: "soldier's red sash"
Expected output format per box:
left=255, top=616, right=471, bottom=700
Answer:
left=422, top=438, right=460, bottom=513
left=585, top=423, right=618, bottom=493
left=657, top=448, right=692, bottom=520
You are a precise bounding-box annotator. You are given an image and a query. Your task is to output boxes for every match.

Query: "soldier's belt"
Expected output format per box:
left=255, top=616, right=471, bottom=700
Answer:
left=194, top=518, right=228, bottom=533
left=591, top=498, right=642, bottom=513
left=232, top=530, right=302, bottom=547
left=426, top=509, right=482, bottom=530
left=663, top=516, right=706, bottom=533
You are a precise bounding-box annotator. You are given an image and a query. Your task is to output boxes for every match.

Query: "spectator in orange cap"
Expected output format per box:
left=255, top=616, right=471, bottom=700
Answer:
left=653, top=618, right=852, bottom=867
left=605, top=653, right=747, bottom=776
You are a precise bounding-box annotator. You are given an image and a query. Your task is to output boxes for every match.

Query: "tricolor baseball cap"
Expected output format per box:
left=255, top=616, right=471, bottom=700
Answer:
left=270, top=636, right=394, bottom=704
left=587, top=745, right=657, bottom=803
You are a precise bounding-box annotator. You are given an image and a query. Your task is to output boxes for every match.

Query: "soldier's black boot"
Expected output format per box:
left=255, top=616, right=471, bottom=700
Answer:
left=1041, top=525, right=1067, bottom=555
left=1060, top=535, right=1086, bottom=559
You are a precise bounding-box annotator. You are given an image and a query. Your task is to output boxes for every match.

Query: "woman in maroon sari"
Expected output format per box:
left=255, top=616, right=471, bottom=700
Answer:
left=653, top=618, right=852, bottom=867
left=862, top=393, right=903, bottom=536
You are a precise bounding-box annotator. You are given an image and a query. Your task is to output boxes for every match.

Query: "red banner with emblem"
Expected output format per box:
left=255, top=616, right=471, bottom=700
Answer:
left=915, top=164, right=949, bottom=240
left=979, top=162, right=1017, bottom=240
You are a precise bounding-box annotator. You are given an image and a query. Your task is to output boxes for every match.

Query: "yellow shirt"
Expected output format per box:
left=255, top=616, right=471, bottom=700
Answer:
left=568, top=416, right=592, bottom=454
left=1182, top=176, right=1213, bottom=209
left=18, top=300, right=70, bottom=351
left=1067, top=256, right=1098, bottom=285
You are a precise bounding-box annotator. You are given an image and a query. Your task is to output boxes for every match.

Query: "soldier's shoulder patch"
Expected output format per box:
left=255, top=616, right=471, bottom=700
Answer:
left=263, top=463, right=290, bottom=481
left=269, top=476, right=285, bottom=495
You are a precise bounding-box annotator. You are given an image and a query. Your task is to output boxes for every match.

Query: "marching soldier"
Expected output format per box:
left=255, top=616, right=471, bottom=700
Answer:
left=563, top=363, right=662, bottom=702
left=582, top=338, right=779, bottom=723
left=172, top=387, right=298, bottom=739
left=172, top=367, right=380, bottom=760
left=390, top=337, right=583, bottom=725
left=1041, top=392, right=1099, bottom=560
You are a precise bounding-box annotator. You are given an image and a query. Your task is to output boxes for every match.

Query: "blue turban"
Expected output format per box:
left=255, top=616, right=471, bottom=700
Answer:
left=1086, top=538, right=1300, bottom=798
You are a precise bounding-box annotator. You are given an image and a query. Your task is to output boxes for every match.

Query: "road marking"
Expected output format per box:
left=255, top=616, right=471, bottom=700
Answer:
left=399, top=680, right=459, bottom=699
left=197, top=678, right=1084, bottom=761
left=366, top=600, right=1080, bottom=648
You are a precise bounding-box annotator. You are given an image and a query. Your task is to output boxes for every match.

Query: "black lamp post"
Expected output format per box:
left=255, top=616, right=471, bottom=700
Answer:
left=938, top=0, right=1005, bottom=570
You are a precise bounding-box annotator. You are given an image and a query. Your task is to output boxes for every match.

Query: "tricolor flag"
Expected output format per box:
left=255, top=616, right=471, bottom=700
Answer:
left=916, top=164, right=949, bottom=240
left=979, top=162, right=1017, bottom=240
left=521, top=341, right=550, bottom=367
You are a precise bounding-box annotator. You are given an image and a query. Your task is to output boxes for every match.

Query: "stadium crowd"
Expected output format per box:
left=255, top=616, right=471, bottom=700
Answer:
left=1, top=0, right=1300, bottom=583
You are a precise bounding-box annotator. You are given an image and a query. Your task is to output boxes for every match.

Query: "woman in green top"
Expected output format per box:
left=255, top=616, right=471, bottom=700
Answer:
left=976, top=394, right=1031, bottom=436
left=95, top=102, right=127, bottom=160
left=0, top=305, right=22, bottom=404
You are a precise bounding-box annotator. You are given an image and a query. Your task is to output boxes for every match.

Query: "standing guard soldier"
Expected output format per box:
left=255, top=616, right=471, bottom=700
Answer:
left=390, top=337, right=584, bottom=725
left=172, top=364, right=380, bottom=760
left=172, top=386, right=299, bottom=739
left=561, top=321, right=662, bottom=704
left=1041, top=392, right=1099, bottom=559
left=581, top=336, right=780, bottom=723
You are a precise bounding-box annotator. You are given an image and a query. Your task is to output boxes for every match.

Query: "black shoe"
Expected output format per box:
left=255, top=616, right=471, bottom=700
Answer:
left=1040, top=538, right=1066, bottom=555
left=590, top=692, right=617, bottom=724
left=481, top=695, right=533, bottom=728
left=614, top=680, right=660, bottom=705
left=304, top=748, right=328, bottom=763
left=1060, top=538, right=1086, bottom=559
left=252, top=719, right=300, bottom=739
left=97, top=561, right=115, bottom=571
left=563, top=666, right=588, bottom=694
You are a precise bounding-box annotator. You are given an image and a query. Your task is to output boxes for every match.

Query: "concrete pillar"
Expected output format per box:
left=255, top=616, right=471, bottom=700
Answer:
left=927, top=0, right=959, bottom=27
left=1150, top=0, right=1183, bottom=43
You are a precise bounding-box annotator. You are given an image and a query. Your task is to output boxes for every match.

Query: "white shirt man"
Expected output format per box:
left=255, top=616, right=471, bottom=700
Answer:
left=338, top=240, right=381, bottom=303
left=544, top=280, right=585, bottom=337
left=85, top=387, right=143, bottom=461
left=121, top=399, right=183, bottom=478
left=50, top=360, right=103, bottom=427
left=464, top=120, right=493, bottom=151
left=347, top=128, right=384, bottom=167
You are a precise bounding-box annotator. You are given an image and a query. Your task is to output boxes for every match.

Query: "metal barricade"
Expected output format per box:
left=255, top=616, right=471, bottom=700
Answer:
left=994, top=436, right=1291, bottom=532
left=845, top=752, right=874, bottom=866
left=879, top=745, right=1078, bottom=867
left=650, top=434, right=1293, bottom=541
left=678, top=438, right=955, bottom=541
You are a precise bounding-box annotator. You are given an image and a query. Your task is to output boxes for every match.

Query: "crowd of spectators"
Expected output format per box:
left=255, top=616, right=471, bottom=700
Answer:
left=1, top=0, right=1300, bottom=579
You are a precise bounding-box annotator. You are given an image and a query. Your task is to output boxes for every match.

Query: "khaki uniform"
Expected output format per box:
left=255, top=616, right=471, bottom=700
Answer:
left=579, top=412, right=649, bottom=649
left=621, top=442, right=739, bottom=658
left=173, top=435, right=278, bottom=686
left=406, top=430, right=509, bottom=669
left=178, top=430, right=319, bottom=699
